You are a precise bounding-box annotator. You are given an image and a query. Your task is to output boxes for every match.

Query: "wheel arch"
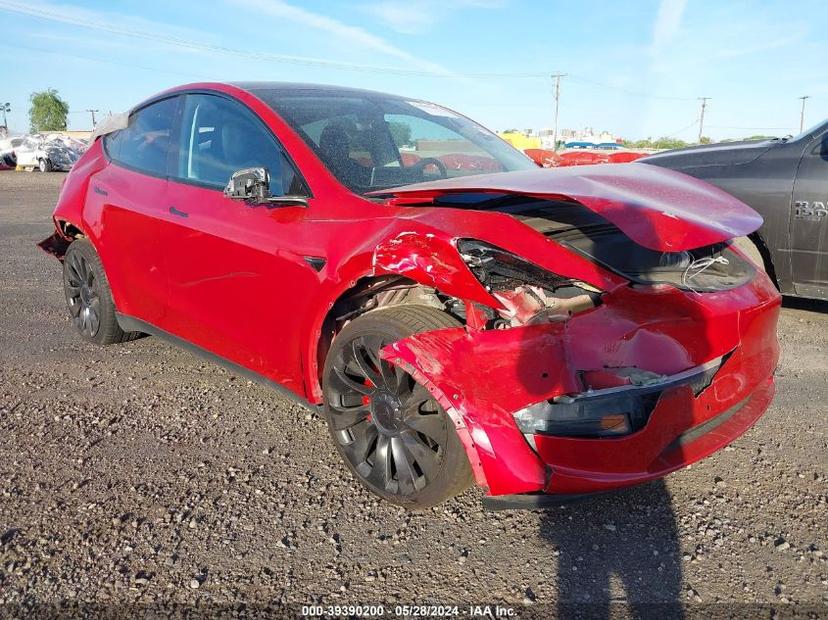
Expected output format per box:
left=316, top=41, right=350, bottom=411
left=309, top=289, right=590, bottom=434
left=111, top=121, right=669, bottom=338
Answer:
left=307, top=273, right=449, bottom=403
left=745, top=230, right=779, bottom=289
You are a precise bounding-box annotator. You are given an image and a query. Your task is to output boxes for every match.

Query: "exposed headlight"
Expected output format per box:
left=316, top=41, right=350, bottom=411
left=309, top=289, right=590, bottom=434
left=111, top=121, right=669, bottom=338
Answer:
left=457, top=239, right=574, bottom=292
left=456, top=238, right=601, bottom=326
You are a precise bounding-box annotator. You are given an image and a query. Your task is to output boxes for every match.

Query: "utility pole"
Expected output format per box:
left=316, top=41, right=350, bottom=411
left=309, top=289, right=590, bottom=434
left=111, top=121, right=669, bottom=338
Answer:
left=85, top=108, right=100, bottom=128
left=551, top=73, right=567, bottom=151
left=697, top=97, right=710, bottom=143
left=1, top=103, right=9, bottom=130
left=798, top=96, right=810, bottom=133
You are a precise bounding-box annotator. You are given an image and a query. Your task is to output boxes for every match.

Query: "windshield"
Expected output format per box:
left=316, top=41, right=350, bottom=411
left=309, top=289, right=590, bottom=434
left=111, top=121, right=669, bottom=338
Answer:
left=257, top=91, right=535, bottom=193
left=786, top=119, right=828, bottom=142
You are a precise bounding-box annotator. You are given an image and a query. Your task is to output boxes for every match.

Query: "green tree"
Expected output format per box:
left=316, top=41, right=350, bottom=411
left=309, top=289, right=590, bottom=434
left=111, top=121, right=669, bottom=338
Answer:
left=388, top=122, right=412, bottom=148
left=649, top=137, right=689, bottom=150
left=28, top=89, right=69, bottom=133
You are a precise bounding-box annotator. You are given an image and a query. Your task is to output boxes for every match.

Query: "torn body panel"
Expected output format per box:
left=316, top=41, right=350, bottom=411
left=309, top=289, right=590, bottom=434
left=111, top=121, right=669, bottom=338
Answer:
left=382, top=273, right=780, bottom=497
left=371, top=163, right=763, bottom=252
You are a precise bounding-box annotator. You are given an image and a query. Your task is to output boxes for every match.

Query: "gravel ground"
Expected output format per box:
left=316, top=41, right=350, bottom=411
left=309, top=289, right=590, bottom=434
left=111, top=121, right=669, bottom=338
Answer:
left=0, top=171, right=826, bottom=617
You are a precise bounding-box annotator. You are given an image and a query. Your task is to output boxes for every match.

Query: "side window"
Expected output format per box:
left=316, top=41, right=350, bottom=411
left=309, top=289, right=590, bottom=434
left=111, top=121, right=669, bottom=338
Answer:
left=105, top=97, right=177, bottom=176
left=176, top=94, right=306, bottom=196
left=812, top=131, right=828, bottom=160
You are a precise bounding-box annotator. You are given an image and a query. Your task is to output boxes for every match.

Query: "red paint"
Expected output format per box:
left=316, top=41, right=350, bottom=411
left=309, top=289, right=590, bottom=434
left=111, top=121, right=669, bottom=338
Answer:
left=384, top=272, right=780, bottom=496
left=42, top=82, right=780, bottom=501
left=523, top=149, right=646, bottom=168
left=370, top=163, right=763, bottom=251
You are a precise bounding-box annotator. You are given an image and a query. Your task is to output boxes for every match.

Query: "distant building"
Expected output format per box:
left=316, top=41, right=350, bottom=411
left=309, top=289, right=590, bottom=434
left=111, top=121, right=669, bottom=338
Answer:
left=497, top=130, right=541, bottom=150
left=499, top=127, right=623, bottom=151
left=560, top=127, right=621, bottom=147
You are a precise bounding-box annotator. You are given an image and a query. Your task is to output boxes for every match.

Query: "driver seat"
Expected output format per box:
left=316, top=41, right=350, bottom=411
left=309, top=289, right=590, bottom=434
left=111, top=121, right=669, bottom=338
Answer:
left=318, top=122, right=370, bottom=188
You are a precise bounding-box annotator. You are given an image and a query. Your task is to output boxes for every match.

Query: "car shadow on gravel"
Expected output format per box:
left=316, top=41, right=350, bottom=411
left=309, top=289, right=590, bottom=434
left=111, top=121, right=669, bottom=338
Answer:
left=538, top=480, right=683, bottom=618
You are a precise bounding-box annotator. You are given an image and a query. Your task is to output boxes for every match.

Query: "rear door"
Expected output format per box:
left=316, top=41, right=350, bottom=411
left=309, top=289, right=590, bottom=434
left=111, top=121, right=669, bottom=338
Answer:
left=790, top=130, right=828, bottom=298
left=90, top=96, right=179, bottom=324
left=159, top=92, right=317, bottom=395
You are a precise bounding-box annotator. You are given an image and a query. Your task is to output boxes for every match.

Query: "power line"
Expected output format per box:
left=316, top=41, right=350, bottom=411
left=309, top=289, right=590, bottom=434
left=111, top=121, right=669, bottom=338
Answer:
left=707, top=125, right=794, bottom=130
left=664, top=118, right=701, bottom=139
left=0, top=1, right=733, bottom=102
left=566, top=75, right=698, bottom=101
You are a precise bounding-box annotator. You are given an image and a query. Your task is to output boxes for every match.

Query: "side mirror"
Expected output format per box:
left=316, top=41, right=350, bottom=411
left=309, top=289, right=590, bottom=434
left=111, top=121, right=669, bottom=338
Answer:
left=224, top=167, right=310, bottom=207
left=224, top=167, right=271, bottom=203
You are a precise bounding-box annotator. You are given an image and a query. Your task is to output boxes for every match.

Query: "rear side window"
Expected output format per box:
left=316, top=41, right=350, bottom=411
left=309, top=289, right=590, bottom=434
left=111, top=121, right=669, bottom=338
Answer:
left=175, top=93, right=307, bottom=196
left=104, top=97, right=177, bottom=176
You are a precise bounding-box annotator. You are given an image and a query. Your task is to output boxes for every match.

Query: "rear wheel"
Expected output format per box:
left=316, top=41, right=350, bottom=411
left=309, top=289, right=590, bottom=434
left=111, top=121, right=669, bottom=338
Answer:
left=39, top=158, right=52, bottom=173
left=322, top=305, right=472, bottom=508
left=63, top=239, right=139, bottom=345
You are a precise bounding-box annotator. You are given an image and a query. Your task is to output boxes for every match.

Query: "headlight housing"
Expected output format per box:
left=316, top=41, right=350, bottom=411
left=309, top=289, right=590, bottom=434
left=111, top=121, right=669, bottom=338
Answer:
left=457, top=239, right=575, bottom=292
left=456, top=238, right=601, bottom=326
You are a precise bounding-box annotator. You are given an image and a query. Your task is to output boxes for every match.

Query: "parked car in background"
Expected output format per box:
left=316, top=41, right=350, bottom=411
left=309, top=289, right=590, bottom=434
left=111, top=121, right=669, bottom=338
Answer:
left=643, top=120, right=828, bottom=301
left=0, top=136, right=18, bottom=169
left=14, top=133, right=86, bottom=172
left=39, top=82, right=780, bottom=509
left=524, top=148, right=646, bottom=168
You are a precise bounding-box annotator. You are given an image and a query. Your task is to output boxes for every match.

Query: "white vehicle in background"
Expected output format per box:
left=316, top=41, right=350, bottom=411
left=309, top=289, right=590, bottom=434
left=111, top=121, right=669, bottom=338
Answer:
left=14, top=133, right=86, bottom=172
left=0, top=136, right=21, bottom=169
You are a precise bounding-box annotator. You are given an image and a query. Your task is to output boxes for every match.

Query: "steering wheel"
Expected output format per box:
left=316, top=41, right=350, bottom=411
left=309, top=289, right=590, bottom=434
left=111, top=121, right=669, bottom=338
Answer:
left=411, top=157, right=448, bottom=179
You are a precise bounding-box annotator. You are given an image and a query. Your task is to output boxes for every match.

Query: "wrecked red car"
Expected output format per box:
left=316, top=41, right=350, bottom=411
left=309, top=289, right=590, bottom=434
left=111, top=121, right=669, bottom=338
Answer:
left=39, top=82, right=780, bottom=509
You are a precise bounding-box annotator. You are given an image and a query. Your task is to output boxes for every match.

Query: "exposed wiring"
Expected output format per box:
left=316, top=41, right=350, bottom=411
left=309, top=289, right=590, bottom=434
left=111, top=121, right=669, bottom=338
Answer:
left=682, top=255, right=730, bottom=293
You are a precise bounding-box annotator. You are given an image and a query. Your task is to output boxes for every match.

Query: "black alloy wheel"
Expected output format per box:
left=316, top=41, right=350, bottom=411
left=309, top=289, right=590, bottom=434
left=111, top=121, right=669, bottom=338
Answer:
left=322, top=305, right=472, bottom=508
left=62, top=239, right=140, bottom=345
left=328, top=332, right=448, bottom=495
left=65, top=248, right=102, bottom=338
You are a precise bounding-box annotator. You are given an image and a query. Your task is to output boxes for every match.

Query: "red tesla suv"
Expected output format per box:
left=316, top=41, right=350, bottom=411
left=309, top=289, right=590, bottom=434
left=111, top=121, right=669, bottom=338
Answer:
left=39, top=82, right=780, bottom=509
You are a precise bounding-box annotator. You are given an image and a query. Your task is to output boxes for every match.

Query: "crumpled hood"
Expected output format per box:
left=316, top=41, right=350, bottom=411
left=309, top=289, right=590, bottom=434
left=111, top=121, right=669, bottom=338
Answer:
left=640, top=139, right=773, bottom=168
left=371, top=163, right=762, bottom=252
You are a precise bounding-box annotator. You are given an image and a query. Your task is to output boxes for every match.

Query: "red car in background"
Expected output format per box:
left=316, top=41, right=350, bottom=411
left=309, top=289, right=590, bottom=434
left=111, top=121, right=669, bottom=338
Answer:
left=524, top=148, right=646, bottom=168
left=39, top=82, right=780, bottom=509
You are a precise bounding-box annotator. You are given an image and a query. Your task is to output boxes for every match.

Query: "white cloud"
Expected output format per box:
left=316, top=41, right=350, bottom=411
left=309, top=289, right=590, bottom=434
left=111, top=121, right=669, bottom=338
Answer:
left=227, top=0, right=453, bottom=74
left=0, top=0, right=210, bottom=47
left=361, top=0, right=505, bottom=34
left=650, top=0, right=687, bottom=55
left=1, top=0, right=454, bottom=76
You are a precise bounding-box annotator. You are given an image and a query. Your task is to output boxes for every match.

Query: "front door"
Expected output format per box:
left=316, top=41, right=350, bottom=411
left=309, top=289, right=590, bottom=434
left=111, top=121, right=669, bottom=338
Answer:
left=790, top=130, right=828, bottom=298
left=92, top=96, right=179, bottom=325
left=159, top=92, right=317, bottom=396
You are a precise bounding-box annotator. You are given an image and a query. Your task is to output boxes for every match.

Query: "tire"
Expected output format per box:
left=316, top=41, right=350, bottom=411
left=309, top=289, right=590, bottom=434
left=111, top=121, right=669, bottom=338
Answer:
left=39, top=158, right=52, bottom=173
left=322, top=305, right=473, bottom=508
left=732, top=236, right=766, bottom=272
left=62, top=239, right=140, bottom=345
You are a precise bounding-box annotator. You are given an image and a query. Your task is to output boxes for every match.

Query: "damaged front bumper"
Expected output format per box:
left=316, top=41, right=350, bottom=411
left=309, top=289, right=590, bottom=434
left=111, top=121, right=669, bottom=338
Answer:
left=513, top=355, right=727, bottom=441
left=382, top=272, right=781, bottom=506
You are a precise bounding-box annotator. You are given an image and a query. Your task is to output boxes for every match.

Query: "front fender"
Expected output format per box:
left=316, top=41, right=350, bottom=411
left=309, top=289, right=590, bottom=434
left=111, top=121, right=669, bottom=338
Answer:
left=373, top=231, right=503, bottom=309
left=381, top=324, right=578, bottom=495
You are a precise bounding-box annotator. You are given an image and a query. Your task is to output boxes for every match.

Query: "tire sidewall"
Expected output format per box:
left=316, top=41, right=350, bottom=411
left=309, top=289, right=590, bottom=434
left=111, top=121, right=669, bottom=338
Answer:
left=62, top=239, right=121, bottom=345
left=322, top=308, right=470, bottom=509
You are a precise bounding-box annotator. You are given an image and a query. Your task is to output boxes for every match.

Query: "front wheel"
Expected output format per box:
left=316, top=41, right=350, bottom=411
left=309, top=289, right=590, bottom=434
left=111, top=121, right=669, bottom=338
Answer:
left=322, top=305, right=472, bottom=508
left=39, top=158, right=52, bottom=172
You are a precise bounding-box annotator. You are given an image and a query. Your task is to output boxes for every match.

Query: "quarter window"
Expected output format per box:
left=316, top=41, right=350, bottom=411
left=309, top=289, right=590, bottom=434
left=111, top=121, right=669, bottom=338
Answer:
left=176, top=94, right=306, bottom=196
left=105, top=97, right=177, bottom=176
